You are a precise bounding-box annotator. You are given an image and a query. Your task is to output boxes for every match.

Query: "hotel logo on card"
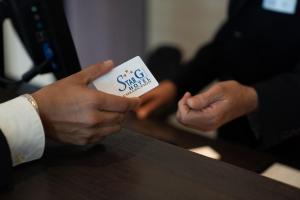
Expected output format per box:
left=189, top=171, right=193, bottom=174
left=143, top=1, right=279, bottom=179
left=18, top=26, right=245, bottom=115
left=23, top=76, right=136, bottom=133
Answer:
left=93, top=56, right=159, bottom=98
left=117, top=68, right=152, bottom=97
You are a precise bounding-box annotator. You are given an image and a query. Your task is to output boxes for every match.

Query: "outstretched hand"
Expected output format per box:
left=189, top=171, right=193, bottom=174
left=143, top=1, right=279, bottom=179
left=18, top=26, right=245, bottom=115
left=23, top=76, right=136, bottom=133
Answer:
left=176, top=81, right=258, bottom=132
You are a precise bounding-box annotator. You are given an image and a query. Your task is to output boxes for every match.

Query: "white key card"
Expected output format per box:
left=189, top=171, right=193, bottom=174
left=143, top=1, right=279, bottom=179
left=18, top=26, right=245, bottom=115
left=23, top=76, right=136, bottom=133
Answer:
left=93, top=56, right=159, bottom=97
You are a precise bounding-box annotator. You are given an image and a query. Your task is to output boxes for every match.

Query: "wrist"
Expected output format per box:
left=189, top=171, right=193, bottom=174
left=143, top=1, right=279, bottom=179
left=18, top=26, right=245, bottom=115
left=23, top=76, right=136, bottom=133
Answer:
left=22, top=94, right=39, bottom=115
left=31, top=91, right=51, bottom=136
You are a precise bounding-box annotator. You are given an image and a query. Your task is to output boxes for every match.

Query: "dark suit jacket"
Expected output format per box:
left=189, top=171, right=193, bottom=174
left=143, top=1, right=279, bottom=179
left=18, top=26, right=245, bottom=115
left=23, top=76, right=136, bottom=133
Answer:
left=0, top=130, right=12, bottom=190
left=172, top=0, right=300, bottom=147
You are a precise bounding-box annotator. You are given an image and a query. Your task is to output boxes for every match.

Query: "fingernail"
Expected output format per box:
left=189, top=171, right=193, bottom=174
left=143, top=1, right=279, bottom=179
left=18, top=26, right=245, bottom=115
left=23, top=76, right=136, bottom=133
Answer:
left=185, top=92, right=192, bottom=98
left=103, top=60, right=114, bottom=66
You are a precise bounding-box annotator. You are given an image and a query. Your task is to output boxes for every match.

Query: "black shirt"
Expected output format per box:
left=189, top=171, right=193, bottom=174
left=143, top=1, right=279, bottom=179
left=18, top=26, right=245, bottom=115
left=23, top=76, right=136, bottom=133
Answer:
left=172, top=0, right=300, bottom=147
left=0, top=129, right=12, bottom=190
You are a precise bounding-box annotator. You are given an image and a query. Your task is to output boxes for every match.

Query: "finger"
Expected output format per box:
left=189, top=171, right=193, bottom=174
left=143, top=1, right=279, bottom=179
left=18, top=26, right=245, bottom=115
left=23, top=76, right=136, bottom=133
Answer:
left=136, top=98, right=162, bottom=119
left=178, top=92, right=191, bottom=111
left=182, top=102, right=226, bottom=131
left=177, top=92, right=211, bottom=128
left=79, top=60, right=114, bottom=84
left=178, top=92, right=191, bottom=107
left=140, top=89, right=156, bottom=104
left=136, top=89, right=163, bottom=119
left=177, top=109, right=208, bottom=131
left=187, top=85, right=222, bottom=110
left=97, top=93, right=141, bottom=112
left=177, top=99, right=190, bottom=121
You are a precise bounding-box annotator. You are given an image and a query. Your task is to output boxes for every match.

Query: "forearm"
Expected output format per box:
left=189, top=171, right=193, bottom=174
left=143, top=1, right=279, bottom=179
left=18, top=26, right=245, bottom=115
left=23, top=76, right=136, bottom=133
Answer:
left=250, top=72, right=300, bottom=147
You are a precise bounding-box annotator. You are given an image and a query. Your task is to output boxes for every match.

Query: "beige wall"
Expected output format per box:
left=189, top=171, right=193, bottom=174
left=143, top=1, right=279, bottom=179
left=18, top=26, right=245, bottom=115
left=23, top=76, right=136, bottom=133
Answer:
left=147, top=0, right=228, bottom=60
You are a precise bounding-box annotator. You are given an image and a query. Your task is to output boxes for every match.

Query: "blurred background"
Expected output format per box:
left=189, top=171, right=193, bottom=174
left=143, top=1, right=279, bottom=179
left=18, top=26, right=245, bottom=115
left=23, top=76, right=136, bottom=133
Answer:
left=65, top=0, right=227, bottom=65
left=4, top=0, right=228, bottom=85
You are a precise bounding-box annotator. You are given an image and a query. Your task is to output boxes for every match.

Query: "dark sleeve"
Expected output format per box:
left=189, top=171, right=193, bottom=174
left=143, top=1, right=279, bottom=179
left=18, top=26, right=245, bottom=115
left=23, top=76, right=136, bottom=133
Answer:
left=171, top=42, right=222, bottom=97
left=0, top=129, right=13, bottom=191
left=170, top=1, right=233, bottom=98
left=250, top=63, right=300, bottom=147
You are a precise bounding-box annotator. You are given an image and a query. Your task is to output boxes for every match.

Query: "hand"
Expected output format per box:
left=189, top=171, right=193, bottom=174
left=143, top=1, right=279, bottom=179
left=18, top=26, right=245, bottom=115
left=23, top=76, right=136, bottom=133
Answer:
left=32, top=61, right=140, bottom=145
left=176, top=80, right=258, bottom=132
left=135, top=80, right=177, bottom=119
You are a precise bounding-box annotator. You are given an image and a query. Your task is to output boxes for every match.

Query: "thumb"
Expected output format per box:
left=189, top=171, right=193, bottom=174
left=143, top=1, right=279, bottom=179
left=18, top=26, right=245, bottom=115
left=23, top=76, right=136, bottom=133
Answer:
left=79, top=60, right=114, bottom=84
left=187, top=85, right=223, bottom=110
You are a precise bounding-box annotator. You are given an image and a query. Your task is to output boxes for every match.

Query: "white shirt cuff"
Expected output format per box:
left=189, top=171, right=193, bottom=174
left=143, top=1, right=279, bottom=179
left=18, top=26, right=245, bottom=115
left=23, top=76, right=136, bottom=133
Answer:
left=0, top=96, right=45, bottom=166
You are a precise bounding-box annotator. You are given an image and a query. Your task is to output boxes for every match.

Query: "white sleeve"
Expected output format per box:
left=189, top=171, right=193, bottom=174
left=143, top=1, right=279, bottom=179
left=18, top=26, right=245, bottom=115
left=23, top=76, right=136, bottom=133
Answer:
left=0, top=96, right=45, bottom=166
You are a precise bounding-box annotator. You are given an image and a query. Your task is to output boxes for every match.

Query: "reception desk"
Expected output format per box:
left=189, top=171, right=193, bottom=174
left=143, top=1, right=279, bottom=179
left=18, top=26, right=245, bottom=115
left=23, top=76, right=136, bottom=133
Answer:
left=1, top=121, right=300, bottom=199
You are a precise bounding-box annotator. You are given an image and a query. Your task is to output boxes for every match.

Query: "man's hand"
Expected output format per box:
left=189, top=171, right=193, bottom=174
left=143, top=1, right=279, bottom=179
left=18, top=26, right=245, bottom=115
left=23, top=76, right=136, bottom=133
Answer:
left=32, top=61, right=140, bottom=145
left=136, top=80, right=177, bottom=119
left=176, top=81, right=258, bottom=132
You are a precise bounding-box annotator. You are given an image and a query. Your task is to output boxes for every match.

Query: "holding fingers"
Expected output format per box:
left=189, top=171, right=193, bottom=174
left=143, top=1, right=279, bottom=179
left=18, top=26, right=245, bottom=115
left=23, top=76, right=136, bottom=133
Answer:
left=32, top=60, right=140, bottom=145
left=177, top=81, right=258, bottom=132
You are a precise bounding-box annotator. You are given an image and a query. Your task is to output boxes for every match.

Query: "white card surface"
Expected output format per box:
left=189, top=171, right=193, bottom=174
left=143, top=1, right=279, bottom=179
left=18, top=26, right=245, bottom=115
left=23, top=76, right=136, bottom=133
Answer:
left=93, top=56, right=159, bottom=97
left=263, top=0, right=298, bottom=14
